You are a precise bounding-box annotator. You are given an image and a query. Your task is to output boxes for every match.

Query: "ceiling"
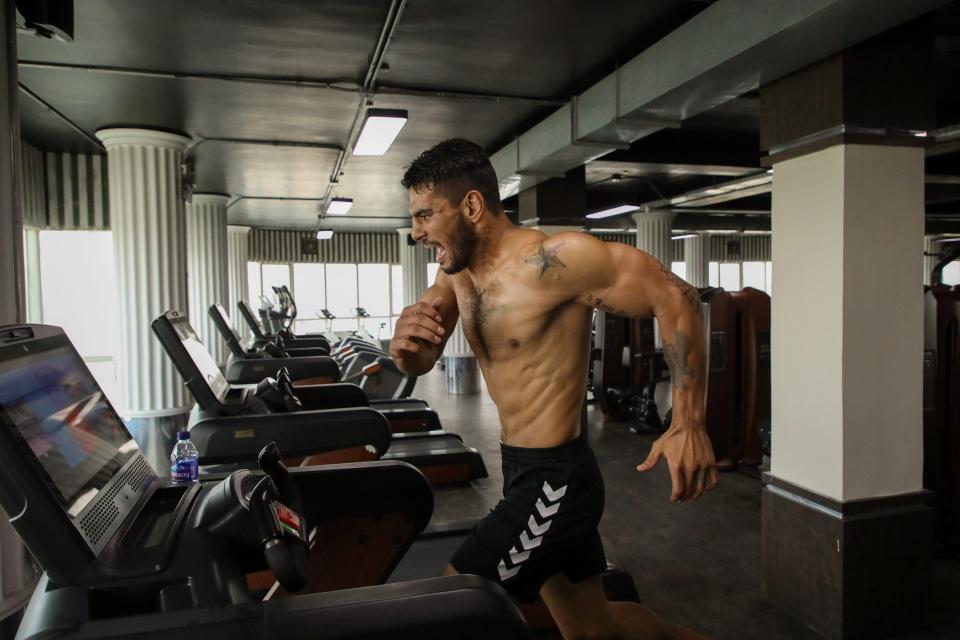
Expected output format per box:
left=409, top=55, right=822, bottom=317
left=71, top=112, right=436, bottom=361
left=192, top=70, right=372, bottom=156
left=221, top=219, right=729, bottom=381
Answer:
left=13, top=0, right=960, bottom=233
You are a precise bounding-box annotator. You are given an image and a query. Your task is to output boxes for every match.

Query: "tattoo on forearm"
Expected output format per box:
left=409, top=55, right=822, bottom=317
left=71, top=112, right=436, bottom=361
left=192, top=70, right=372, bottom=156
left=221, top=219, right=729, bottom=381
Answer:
left=658, top=264, right=702, bottom=317
left=525, top=242, right=566, bottom=279
left=663, top=330, right=695, bottom=389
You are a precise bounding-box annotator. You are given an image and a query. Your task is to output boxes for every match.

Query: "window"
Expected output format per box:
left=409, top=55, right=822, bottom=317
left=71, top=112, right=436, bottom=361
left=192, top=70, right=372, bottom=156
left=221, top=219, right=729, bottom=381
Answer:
left=719, top=263, right=741, bottom=291
left=38, top=230, right=121, bottom=405
left=708, top=262, right=719, bottom=288
left=391, top=264, right=404, bottom=315
left=670, top=261, right=686, bottom=280
left=325, top=264, right=359, bottom=332
left=247, top=262, right=262, bottom=309
left=261, top=264, right=291, bottom=305
left=358, top=264, right=392, bottom=340
left=742, top=262, right=765, bottom=291
left=291, top=263, right=326, bottom=333
left=943, top=262, right=960, bottom=286
left=765, top=261, right=773, bottom=295
left=427, top=262, right=440, bottom=285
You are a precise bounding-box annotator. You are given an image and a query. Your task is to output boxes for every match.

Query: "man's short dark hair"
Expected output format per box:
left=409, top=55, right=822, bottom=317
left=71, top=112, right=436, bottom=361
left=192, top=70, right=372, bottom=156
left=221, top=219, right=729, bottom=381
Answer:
left=401, top=138, right=503, bottom=213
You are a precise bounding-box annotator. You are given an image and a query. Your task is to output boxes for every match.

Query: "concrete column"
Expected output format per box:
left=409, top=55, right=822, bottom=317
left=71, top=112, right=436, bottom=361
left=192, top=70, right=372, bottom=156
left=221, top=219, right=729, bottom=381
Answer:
left=923, top=236, right=938, bottom=286
left=765, top=143, right=929, bottom=637
left=227, top=224, right=252, bottom=339
left=186, top=193, right=229, bottom=365
left=96, top=128, right=191, bottom=473
left=0, top=0, right=36, bottom=621
left=684, top=234, right=709, bottom=287
left=397, top=228, right=429, bottom=307
left=633, top=210, right=675, bottom=265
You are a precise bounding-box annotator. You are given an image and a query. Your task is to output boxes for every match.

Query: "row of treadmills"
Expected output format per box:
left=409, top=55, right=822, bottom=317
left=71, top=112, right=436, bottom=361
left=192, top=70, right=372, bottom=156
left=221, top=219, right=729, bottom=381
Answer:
left=0, top=297, right=640, bottom=636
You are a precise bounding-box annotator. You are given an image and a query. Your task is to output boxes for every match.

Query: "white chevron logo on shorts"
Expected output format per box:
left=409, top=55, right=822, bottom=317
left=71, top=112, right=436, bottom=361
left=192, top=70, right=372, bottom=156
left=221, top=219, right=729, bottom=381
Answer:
left=498, top=559, right=521, bottom=580
left=496, top=480, right=567, bottom=584
left=527, top=514, right=552, bottom=537
left=519, top=529, right=543, bottom=551
left=536, top=498, right=560, bottom=518
left=542, top=481, right=567, bottom=502
left=509, top=546, right=531, bottom=564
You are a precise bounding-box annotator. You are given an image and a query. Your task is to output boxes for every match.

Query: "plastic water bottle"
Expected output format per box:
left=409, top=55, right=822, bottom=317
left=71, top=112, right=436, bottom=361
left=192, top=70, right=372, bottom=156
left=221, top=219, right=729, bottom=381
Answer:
left=170, top=431, right=199, bottom=483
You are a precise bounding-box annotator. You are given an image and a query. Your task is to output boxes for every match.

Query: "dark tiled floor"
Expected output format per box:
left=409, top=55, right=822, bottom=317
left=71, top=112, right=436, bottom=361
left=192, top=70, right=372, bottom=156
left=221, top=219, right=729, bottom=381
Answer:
left=412, top=366, right=960, bottom=640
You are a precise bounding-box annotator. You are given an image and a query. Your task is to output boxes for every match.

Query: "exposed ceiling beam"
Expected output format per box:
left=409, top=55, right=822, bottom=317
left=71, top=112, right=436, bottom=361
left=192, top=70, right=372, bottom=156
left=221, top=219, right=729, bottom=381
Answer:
left=491, top=0, right=952, bottom=199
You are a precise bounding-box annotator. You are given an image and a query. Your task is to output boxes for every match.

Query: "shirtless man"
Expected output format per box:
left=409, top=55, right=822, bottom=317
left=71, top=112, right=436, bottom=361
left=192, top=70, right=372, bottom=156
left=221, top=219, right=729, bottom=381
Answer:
left=391, top=138, right=718, bottom=640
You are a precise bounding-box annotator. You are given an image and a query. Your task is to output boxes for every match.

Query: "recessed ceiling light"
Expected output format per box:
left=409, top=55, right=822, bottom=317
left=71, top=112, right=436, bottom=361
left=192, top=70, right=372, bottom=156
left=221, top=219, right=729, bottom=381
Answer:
left=586, top=204, right=641, bottom=219
left=326, top=197, right=353, bottom=215
left=316, top=229, right=334, bottom=240
left=354, top=108, right=408, bottom=155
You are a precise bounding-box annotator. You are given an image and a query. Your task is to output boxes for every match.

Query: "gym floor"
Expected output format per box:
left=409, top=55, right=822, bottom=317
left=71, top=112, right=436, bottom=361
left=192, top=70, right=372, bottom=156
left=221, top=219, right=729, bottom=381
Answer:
left=413, top=368, right=960, bottom=640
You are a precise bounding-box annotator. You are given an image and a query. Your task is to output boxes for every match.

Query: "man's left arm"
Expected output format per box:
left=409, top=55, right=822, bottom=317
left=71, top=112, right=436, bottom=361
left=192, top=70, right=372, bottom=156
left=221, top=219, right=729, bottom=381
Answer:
left=527, top=232, right=718, bottom=502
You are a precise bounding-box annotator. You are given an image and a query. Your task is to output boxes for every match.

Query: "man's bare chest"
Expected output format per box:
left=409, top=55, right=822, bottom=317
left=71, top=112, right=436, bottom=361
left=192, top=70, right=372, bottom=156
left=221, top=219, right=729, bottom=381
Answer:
left=454, top=278, right=546, bottom=360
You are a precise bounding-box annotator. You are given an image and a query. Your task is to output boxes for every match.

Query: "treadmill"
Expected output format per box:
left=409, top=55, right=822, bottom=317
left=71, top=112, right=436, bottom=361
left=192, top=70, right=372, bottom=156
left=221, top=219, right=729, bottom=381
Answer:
left=208, top=304, right=339, bottom=385
left=235, top=299, right=331, bottom=351
left=0, top=323, right=528, bottom=640
left=153, top=311, right=487, bottom=485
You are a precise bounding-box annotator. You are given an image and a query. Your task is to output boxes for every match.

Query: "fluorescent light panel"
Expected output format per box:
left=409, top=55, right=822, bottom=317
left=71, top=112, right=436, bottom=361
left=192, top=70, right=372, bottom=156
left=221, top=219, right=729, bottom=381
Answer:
left=585, top=204, right=641, bottom=220
left=316, top=229, right=334, bottom=240
left=671, top=234, right=698, bottom=240
left=326, top=197, right=353, bottom=215
left=353, top=108, right=408, bottom=155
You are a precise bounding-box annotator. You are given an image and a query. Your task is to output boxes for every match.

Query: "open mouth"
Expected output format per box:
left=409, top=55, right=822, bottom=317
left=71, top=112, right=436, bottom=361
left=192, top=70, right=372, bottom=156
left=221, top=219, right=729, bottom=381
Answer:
left=437, top=245, right=448, bottom=263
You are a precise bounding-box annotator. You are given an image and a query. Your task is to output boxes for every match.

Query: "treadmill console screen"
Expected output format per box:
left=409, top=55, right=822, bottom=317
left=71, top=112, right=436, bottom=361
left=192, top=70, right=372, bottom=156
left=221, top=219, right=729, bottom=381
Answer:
left=0, top=341, right=138, bottom=517
left=170, top=316, right=230, bottom=401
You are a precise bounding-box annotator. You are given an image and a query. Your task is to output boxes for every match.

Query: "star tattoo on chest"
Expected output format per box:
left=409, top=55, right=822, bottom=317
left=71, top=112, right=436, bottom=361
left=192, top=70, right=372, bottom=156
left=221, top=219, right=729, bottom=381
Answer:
left=525, top=242, right=566, bottom=279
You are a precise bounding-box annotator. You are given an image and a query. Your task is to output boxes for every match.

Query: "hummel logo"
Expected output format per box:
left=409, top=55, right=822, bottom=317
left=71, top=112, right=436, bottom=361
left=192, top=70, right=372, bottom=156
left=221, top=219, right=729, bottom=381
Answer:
left=509, top=546, right=531, bottom=564
left=528, top=514, right=552, bottom=536
left=498, top=559, right=520, bottom=580
left=536, top=498, right=560, bottom=518
left=519, top=530, right=543, bottom=551
left=543, top=482, right=567, bottom=502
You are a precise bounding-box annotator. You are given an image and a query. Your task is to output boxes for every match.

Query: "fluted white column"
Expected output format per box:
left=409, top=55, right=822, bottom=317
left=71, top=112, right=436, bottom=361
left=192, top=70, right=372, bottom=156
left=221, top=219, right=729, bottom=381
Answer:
left=96, top=128, right=191, bottom=418
left=228, top=224, right=252, bottom=339
left=924, top=236, right=938, bottom=286
left=398, top=228, right=429, bottom=307
left=684, top=233, right=709, bottom=287
left=633, top=210, right=675, bottom=265
left=186, top=193, right=229, bottom=365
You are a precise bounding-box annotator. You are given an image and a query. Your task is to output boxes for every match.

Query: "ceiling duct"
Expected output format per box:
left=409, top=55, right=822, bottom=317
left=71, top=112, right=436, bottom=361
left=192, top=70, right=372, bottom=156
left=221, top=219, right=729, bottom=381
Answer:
left=492, top=0, right=951, bottom=200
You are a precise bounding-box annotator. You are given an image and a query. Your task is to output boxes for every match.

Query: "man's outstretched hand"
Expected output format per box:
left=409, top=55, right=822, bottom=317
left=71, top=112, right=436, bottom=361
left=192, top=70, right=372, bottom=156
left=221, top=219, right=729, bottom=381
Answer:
left=637, top=427, right=719, bottom=502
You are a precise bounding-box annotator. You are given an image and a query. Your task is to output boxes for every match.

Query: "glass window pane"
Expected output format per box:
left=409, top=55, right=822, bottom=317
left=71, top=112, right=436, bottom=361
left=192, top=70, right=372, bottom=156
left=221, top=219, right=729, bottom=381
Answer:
left=325, top=264, right=358, bottom=317
left=292, top=263, right=326, bottom=325
left=391, top=265, right=404, bottom=314
left=719, top=263, right=741, bottom=291
left=247, top=262, right=262, bottom=307
left=427, top=263, right=440, bottom=285
left=944, top=262, right=960, bottom=286
left=261, top=264, right=291, bottom=304
left=358, top=264, right=390, bottom=317
left=742, top=262, right=765, bottom=291
left=670, top=262, right=686, bottom=280
left=708, top=262, right=719, bottom=288
left=39, top=231, right=119, bottom=359
left=765, top=261, right=773, bottom=295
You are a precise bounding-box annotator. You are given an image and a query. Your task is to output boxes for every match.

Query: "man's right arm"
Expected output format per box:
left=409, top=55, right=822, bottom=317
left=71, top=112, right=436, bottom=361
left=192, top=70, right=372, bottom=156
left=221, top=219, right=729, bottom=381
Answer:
left=389, top=274, right=460, bottom=376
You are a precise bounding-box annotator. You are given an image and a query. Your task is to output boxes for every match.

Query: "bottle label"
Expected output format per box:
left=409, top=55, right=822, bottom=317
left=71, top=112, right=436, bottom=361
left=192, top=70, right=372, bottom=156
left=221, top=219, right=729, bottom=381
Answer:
left=171, top=459, right=198, bottom=483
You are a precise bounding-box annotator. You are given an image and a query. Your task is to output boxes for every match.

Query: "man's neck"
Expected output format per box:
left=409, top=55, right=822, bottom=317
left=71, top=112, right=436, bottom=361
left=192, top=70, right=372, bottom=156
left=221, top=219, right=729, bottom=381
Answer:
left=467, top=214, right=513, bottom=277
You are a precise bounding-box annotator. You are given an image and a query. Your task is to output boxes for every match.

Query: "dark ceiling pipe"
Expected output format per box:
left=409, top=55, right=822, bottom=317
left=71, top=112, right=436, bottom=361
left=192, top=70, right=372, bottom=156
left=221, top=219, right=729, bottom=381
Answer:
left=16, top=60, right=564, bottom=108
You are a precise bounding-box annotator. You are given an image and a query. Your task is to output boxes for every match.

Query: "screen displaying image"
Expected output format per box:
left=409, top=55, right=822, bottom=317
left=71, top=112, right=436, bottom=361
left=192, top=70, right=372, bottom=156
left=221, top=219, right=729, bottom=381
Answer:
left=0, top=345, right=138, bottom=516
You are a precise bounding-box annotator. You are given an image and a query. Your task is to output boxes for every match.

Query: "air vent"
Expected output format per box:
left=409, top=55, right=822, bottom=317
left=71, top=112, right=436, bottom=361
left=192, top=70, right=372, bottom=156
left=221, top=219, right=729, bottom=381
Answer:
left=78, top=456, right=152, bottom=546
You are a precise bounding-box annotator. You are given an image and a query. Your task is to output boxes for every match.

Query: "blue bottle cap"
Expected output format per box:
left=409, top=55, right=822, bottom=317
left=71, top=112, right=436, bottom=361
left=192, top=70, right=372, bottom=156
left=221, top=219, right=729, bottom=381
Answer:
left=177, top=431, right=190, bottom=440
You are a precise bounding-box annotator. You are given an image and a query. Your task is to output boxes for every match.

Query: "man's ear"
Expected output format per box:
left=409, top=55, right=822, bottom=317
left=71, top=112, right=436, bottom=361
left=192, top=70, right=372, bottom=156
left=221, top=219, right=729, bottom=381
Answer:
left=462, top=190, right=484, bottom=222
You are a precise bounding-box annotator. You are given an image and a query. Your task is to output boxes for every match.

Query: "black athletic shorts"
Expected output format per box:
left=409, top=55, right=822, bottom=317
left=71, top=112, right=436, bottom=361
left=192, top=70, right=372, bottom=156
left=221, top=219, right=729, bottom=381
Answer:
left=450, top=432, right=607, bottom=602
